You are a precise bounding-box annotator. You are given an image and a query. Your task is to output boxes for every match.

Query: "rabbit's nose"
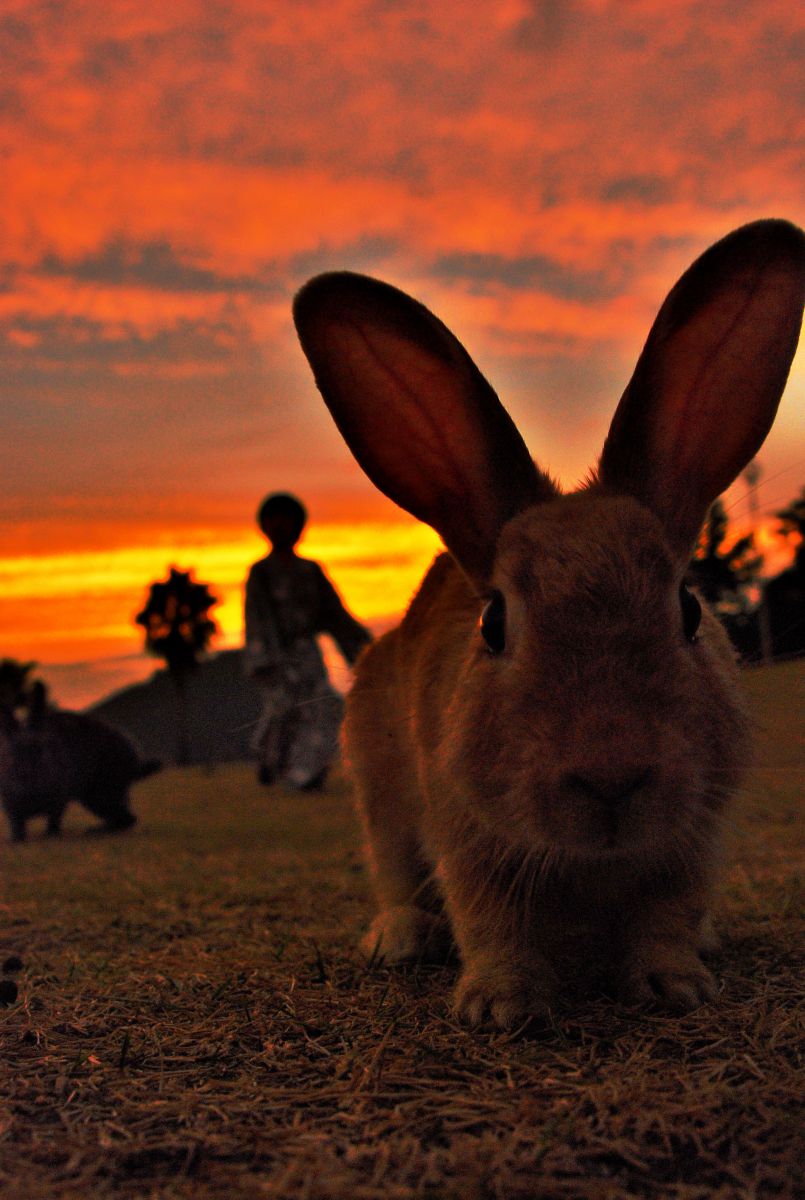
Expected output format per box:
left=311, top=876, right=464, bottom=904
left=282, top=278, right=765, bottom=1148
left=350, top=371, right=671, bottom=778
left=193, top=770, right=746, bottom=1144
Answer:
left=562, top=766, right=653, bottom=806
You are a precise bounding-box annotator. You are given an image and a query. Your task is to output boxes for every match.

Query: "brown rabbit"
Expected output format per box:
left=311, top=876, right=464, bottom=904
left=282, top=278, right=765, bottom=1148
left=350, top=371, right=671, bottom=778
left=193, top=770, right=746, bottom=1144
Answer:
left=294, top=220, right=805, bottom=1028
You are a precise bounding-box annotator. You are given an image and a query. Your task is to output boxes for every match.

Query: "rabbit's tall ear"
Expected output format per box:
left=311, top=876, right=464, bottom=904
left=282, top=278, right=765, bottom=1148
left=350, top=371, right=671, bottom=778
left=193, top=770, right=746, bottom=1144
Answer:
left=294, top=273, right=555, bottom=586
left=598, top=220, right=805, bottom=560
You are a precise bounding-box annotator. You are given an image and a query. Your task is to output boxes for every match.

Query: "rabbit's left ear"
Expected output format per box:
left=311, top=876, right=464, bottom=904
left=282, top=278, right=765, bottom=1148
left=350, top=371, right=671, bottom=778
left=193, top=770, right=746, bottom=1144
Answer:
left=294, top=272, right=556, bottom=586
left=598, top=220, right=805, bottom=559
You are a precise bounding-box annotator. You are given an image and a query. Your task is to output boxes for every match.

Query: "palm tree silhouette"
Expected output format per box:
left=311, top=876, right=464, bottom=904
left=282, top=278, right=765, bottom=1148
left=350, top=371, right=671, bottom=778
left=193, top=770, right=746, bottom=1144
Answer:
left=136, top=568, right=218, bottom=763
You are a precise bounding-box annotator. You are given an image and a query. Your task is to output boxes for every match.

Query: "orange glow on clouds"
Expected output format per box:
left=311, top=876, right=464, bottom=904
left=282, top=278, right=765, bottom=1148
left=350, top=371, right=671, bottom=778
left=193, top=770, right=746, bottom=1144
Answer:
left=1, top=0, right=803, bottom=704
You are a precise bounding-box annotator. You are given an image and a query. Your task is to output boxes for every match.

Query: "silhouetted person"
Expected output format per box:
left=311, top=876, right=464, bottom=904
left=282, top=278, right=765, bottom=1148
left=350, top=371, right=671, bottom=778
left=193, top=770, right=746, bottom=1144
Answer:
left=244, top=493, right=372, bottom=790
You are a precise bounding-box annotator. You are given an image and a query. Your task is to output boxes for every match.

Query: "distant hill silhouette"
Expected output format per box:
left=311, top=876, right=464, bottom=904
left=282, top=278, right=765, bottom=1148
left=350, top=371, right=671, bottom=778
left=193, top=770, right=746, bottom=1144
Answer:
left=89, top=650, right=263, bottom=765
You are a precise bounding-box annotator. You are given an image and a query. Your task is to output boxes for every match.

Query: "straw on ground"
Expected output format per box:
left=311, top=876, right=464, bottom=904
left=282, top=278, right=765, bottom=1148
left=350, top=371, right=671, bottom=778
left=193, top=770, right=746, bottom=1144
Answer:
left=0, top=660, right=802, bottom=1199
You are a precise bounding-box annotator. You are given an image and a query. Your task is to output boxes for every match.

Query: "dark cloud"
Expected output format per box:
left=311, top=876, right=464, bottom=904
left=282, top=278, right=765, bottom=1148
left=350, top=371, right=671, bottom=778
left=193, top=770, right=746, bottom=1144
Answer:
left=0, top=13, right=37, bottom=66
left=78, top=36, right=138, bottom=84
left=511, top=0, right=585, bottom=51
left=431, top=252, right=627, bottom=303
left=39, top=241, right=272, bottom=294
left=0, top=311, right=262, bottom=385
left=600, top=175, right=672, bottom=207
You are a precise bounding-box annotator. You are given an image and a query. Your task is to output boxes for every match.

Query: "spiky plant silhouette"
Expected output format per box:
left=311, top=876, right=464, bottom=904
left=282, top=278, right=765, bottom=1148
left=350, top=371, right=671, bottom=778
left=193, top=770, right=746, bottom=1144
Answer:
left=0, top=659, right=39, bottom=711
left=136, top=568, right=218, bottom=764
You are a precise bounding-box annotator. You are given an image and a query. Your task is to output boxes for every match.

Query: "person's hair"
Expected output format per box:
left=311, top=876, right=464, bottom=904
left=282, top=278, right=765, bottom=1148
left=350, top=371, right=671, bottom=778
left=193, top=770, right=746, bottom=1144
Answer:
left=256, top=492, right=308, bottom=538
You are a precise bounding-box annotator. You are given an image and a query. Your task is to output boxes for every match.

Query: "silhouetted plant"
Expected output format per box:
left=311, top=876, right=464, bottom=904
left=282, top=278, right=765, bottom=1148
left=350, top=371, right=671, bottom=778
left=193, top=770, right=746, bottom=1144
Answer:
left=775, top=487, right=805, bottom=573
left=135, top=568, right=218, bottom=763
left=765, top=486, right=805, bottom=659
left=0, top=659, right=39, bottom=712
left=688, top=500, right=762, bottom=614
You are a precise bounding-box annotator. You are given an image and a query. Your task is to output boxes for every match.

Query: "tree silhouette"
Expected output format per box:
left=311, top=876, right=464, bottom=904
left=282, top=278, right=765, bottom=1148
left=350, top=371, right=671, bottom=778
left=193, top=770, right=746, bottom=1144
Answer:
left=0, top=659, right=39, bottom=712
left=765, top=486, right=805, bottom=659
left=136, top=568, right=218, bottom=763
left=775, top=487, right=805, bottom=573
left=687, top=500, right=762, bottom=614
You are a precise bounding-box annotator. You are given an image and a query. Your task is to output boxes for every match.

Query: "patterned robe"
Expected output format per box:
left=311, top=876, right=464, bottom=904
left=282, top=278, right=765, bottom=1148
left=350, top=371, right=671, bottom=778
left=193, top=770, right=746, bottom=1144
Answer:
left=244, top=553, right=372, bottom=787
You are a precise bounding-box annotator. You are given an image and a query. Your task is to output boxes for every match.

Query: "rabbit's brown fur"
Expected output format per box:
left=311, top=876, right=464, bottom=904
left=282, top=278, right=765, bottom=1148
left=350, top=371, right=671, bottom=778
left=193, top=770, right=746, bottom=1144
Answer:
left=346, top=499, right=746, bottom=1023
left=294, top=220, right=805, bottom=1027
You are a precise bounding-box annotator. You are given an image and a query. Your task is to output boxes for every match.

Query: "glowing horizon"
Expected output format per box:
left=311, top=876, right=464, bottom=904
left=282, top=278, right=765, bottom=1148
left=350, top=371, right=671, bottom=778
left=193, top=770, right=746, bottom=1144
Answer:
left=3, top=506, right=799, bottom=656
left=0, top=519, right=443, bottom=662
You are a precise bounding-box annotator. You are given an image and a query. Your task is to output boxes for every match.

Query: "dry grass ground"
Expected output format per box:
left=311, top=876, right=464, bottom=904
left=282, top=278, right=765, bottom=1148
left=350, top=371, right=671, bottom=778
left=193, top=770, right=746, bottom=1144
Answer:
left=1, top=661, right=802, bottom=1199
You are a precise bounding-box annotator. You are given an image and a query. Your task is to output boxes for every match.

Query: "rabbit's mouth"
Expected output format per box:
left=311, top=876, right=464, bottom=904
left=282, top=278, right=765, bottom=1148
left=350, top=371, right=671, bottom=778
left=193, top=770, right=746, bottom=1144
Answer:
left=553, top=764, right=650, bottom=849
left=528, top=762, right=699, bottom=860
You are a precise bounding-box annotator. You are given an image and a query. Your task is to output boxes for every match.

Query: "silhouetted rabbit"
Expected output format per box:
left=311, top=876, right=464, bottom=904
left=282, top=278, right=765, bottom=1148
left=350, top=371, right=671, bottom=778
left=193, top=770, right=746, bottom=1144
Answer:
left=0, top=682, right=160, bottom=842
left=294, top=220, right=805, bottom=1027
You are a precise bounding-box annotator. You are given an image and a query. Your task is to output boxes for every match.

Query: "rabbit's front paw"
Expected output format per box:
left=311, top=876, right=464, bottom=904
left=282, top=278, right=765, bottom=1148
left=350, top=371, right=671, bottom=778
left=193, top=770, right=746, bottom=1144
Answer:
left=454, top=959, right=557, bottom=1030
left=362, top=906, right=453, bottom=964
left=620, top=944, right=717, bottom=1011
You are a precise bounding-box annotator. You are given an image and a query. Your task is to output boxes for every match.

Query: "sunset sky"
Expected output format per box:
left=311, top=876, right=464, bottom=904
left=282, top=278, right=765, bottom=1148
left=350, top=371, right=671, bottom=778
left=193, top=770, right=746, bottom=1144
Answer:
left=2, top=0, right=803, bottom=707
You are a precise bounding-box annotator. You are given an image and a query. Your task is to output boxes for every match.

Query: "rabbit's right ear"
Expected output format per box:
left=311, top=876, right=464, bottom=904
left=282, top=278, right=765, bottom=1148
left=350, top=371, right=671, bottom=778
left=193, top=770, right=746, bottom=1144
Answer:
left=599, top=220, right=805, bottom=560
left=294, top=273, right=556, bottom=586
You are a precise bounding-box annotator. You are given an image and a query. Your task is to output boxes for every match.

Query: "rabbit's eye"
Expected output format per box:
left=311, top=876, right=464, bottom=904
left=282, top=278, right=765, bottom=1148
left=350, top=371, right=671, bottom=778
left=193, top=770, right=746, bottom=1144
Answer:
left=679, top=583, right=701, bottom=643
left=480, top=591, right=506, bottom=654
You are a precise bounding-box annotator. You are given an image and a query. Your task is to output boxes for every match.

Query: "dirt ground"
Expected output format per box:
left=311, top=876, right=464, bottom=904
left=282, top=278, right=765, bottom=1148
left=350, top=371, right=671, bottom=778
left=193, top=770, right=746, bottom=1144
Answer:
left=0, top=661, right=802, bottom=1199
